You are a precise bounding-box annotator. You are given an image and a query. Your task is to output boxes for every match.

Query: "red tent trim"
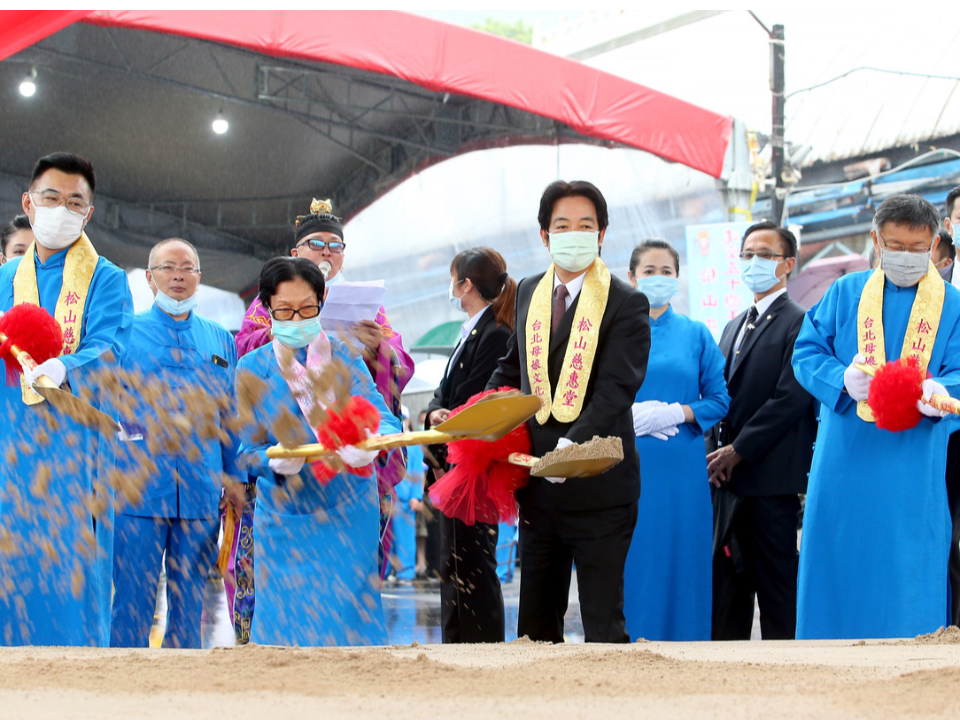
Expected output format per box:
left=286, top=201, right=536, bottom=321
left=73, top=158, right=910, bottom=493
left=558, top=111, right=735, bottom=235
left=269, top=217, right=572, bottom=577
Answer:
left=1, top=10, right=733, bottom=178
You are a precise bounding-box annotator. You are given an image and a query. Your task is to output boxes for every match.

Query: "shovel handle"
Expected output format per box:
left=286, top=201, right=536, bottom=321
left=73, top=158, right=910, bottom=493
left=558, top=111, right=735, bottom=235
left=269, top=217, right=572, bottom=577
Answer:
left=854, top=362, right=960, bottom=415
left=266, top=429, right=457, bottom=460
left=0, top=330, right=58, bottom=389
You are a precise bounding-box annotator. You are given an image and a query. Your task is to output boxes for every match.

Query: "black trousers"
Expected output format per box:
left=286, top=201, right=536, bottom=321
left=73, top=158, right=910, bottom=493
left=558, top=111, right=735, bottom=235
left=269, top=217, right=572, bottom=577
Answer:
left=517, top=482, right=638, bottom=644
left=439, top=513, right=505, bottom=643
left=945, top=432, right=960, bottom=627
left=712, top=492, right=801, bottom=641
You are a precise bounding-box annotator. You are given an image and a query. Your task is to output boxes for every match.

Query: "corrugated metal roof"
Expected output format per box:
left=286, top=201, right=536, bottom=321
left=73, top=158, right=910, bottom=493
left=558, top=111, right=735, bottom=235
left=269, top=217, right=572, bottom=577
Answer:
left=555, top=10, right=960, bottom=166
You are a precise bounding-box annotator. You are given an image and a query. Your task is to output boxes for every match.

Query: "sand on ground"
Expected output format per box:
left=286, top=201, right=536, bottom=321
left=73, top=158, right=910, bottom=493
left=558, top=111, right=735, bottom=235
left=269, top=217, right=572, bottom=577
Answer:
left=1, top=627, right=959, bottom=719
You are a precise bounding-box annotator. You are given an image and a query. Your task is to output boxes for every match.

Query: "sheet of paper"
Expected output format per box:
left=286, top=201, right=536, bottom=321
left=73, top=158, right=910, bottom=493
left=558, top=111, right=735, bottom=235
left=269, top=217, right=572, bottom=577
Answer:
left=321, top=280, right=386, bottom=333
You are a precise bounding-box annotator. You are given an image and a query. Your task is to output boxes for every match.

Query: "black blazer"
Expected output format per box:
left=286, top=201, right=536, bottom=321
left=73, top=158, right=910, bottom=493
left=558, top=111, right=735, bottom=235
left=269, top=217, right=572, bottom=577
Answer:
left=708, top=292, right=816, bottom=497
left=486, top=270, right=650, bottom=512
left=425, top=308, right=512, bottom=469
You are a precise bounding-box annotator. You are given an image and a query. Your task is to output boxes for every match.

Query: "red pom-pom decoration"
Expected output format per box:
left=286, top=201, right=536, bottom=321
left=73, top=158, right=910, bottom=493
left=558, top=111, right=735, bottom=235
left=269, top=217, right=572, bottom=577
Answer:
left=310, top=395, right=381, bottom=484
left=0, top=303, right=63, bottom=377
left=428, top=387, right=533, bottom=525
left=867, top=357, right=924, bottom=432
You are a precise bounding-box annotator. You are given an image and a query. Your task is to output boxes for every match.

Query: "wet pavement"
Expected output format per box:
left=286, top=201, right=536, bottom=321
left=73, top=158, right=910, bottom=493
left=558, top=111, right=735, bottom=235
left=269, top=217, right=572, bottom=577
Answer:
left=184, top=569, right=586, bottom=648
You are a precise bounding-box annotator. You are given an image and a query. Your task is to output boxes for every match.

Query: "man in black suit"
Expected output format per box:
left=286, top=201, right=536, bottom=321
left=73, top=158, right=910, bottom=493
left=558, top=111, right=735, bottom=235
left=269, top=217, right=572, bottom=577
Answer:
left=487, top=180, right=650, bottom=643
left=707, top=221, right=816, bottom=641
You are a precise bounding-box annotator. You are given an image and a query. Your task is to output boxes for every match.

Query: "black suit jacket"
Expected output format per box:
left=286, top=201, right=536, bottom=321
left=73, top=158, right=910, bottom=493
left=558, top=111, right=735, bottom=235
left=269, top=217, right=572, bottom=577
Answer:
left=708, top=292, right=816, bottom=497
left=425, top=308, right=512, bottom=469
left=486, top=269, right=650, bottom=512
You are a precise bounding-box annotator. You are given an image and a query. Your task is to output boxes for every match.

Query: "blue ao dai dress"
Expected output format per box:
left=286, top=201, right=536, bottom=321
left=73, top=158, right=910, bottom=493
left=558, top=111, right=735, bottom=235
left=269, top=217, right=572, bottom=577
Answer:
left=622, top=305, right=730, bottom=641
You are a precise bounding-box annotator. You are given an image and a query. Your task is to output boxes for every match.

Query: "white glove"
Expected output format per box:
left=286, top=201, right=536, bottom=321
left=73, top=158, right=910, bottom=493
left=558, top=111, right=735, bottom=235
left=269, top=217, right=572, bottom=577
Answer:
left=269, top=456, right=305, bottom=476
left=26, top=358, right=67, bottom=388
left=843, top=353, right=872, bottom=402
left=632, top=400, right=665, bottom=436
left=918, top=379, right=950, bottom=418
left=650, top=425, right=680, bottom=441
left=647, top=403, right=685, bottom=432
left=545, top=437, right=573, bottom=484
left=336, top=444, right=379, bottom=469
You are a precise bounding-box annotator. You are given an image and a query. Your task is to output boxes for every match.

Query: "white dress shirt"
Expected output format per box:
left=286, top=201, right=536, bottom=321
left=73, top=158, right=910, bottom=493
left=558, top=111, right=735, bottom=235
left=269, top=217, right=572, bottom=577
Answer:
left=553, top=270, right=587, bottom=312
left=735, top=287, right=786, bottom=351
left=446, top=305, right=489, bottom=378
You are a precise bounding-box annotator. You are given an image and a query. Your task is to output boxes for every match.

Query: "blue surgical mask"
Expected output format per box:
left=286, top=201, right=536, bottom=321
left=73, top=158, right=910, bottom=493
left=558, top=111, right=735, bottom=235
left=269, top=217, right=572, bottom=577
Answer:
left=154, top=288, right=198, bottom=316
left=741, top=256, right=784, bottom=294
left=448, top=280, right=465, bottom=313
left=636, top=275, right=678, bottom=308
left=272, top=316, right=322, bottom=348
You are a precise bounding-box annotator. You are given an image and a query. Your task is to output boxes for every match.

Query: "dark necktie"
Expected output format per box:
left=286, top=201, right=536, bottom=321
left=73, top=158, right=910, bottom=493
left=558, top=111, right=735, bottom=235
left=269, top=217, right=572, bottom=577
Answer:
left=737, top=306, right=759, bottom=352
left=552, top=284, right=569, bottom=335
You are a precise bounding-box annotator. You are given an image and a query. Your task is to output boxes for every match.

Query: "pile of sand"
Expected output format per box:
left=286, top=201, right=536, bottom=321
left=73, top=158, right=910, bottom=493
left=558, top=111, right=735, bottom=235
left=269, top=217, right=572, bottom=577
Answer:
left=533, top=435, right=623, bottom=474
left=1, top=640, right=959, bottom=719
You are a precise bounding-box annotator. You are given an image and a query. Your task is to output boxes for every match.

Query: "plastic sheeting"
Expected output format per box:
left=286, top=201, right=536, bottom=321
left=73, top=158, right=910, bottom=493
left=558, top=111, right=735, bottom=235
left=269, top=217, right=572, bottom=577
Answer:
left=0, top=10, right=732, bottom=178
left=344, top=143, right=726, bottom=352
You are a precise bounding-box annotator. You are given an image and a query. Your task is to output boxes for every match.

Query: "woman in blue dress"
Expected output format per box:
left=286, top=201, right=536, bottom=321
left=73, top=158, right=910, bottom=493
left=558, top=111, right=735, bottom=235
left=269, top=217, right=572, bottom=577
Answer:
left=622, top=239, right=730, bottom=641
left=236, top=257, right=402, bottom=646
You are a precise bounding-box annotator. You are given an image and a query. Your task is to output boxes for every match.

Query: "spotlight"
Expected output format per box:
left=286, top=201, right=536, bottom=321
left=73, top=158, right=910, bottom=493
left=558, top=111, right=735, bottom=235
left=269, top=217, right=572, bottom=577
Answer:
left=19, top=67, right=37, bottom=98
left=212, top=109, right=228, bottom=135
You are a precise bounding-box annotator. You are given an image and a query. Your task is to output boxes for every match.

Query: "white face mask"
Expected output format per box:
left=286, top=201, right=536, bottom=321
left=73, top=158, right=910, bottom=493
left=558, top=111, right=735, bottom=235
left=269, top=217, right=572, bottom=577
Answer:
left=154, top=287, right=199, bottom=316
left=881, top=248, right=930, bottom=288
left=31, top=205, right=86, bottom=250
left=548, top=231, right=599, bottom=273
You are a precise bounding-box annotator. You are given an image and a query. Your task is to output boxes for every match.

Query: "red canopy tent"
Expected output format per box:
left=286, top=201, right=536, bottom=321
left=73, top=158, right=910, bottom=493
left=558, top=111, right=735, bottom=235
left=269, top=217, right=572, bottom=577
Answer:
left=1, top=10, right=732, bottom=178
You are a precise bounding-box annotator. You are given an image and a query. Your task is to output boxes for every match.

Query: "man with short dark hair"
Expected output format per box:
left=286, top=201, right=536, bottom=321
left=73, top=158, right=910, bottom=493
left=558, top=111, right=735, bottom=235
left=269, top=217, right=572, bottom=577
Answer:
left=793, top=193, right=960, bottom=638
left=707, top=220, right=816, bottom=641
left=109, top=238, right=242, bottom=649
left=934, top=229, right=955, bottom=281
left=0, top=152, right=134, bottom=646
left=487, top=180, right=650, bottom=643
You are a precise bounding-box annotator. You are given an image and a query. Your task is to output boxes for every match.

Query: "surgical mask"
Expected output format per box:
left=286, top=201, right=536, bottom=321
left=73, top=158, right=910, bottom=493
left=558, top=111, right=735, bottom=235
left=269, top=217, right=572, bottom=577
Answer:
left=154, top=288, right=198, bottom=316
left=31, top=205, right=86, bottom=250
left=881, top=249, right=930, bottom=288
left=548, top=231, right=599, bottom=273
left=272, top=316, right=323, bottom=349
left=741, top=256, right=784, bottom=294
left=636, top=275, right=678, bottom=308
left=448, top=280, right=465, bottom=313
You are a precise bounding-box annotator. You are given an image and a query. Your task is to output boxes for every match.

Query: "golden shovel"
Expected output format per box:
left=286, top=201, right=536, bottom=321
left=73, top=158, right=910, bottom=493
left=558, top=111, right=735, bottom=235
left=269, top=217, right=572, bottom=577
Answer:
left=266, top=388, right=624, bottom=479
left=266, top=390, right=543, bottom=460
left=0, top=329, right=120, bottom=434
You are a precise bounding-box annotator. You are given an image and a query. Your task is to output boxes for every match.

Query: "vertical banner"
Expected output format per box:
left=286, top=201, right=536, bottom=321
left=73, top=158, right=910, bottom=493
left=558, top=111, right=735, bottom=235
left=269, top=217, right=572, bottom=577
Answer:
left=685, top=222, right=753, bottom=342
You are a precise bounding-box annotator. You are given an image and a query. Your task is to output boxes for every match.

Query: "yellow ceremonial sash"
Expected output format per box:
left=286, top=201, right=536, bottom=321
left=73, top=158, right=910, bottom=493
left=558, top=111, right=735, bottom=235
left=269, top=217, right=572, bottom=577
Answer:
left=12, top=234, right=98, bottom=404
left=856, top=262, right=944, bottom=421
left=526, top=259, right=610, bottom=424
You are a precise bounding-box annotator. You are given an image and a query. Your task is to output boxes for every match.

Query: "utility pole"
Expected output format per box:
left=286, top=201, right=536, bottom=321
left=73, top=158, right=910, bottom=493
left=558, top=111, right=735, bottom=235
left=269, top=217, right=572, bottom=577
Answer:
left=770, top=24, right=786, bottom=226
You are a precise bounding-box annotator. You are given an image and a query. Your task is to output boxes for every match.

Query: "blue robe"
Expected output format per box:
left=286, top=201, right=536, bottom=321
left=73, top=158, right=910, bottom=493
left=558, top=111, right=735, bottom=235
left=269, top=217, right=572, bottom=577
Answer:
left=622, top=306, right=730, bottom=641
left=0, top=247, right=133, bottom=646
left=109, top=304, right=241, bottom=648
left=792, top=270, right=960, bottom=639
left=392, top=477, right=423, bottom=580
left=237, top=337, right=401, bottom=646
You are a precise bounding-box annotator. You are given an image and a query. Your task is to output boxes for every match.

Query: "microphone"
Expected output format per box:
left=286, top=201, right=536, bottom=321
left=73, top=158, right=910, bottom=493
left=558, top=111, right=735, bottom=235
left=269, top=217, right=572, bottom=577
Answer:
left=318, top=261, right=332, bottom=279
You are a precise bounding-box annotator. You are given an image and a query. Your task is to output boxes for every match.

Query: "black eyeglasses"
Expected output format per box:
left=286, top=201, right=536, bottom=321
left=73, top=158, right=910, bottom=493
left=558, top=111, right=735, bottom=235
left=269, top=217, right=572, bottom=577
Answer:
left=740, top=250, right=787, bottom=261
left=297, top=239, right=345, bottom=253
left=269, top=304, right=322, bottom=322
